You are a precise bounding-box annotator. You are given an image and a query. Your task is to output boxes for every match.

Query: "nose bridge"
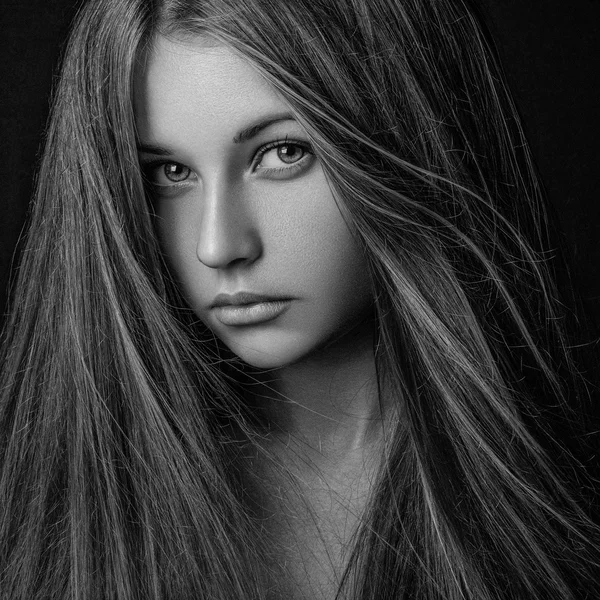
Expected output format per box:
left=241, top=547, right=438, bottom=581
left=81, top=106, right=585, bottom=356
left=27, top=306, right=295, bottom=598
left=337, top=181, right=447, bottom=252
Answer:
left=196, top=175, right=261, bottom=269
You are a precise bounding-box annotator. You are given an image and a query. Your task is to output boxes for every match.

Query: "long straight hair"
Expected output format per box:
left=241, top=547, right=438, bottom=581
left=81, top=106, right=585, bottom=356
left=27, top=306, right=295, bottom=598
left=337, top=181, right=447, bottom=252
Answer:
left=1, top=0, right=598, bottom=598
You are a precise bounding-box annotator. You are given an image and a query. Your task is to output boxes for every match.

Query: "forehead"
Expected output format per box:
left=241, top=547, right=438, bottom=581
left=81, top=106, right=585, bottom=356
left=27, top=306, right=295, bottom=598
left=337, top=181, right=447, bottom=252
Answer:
left=133, top=35, right=288, bottom=141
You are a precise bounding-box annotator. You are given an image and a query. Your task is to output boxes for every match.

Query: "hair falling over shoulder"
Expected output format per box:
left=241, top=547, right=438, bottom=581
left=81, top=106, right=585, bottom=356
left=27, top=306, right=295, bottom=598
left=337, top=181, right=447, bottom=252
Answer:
left=1, top=0, right=599, bottom=598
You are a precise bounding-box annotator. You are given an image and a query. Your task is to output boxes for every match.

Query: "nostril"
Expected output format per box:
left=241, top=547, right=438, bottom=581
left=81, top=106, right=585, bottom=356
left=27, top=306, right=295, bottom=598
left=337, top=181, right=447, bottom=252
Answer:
left=195, top=182, right=263, bottom=269
left=228, top=256, right=253, bottom=268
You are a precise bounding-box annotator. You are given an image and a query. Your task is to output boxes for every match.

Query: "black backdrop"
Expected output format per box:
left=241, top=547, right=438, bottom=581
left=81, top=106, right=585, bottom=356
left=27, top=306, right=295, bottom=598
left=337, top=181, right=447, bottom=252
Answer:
left=1, top=0, right=599, bottom=334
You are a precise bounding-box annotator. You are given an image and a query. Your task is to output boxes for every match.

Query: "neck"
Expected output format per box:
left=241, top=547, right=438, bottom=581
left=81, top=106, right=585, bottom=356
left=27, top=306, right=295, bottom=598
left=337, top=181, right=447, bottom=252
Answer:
left=251, top=318, right=383, bottom=457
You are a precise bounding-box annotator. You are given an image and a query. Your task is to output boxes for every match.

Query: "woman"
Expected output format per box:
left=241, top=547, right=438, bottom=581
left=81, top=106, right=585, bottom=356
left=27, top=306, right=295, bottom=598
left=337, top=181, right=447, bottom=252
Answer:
left=1, top=0, right=598, bottom=598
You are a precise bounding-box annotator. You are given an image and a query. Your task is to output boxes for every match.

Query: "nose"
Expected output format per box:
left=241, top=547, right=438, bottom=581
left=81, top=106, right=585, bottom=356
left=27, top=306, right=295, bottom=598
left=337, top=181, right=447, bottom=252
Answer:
left=196, top=179, right=262, bottom=269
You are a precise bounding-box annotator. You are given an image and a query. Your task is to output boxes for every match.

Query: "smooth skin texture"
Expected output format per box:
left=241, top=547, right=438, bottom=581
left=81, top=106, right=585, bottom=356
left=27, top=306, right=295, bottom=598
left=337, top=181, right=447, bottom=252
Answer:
left=134, top=36, right=373, bottom=372
left=134, top=36, right=383, bottom=444
left=134, top=37, right=384, bottom=599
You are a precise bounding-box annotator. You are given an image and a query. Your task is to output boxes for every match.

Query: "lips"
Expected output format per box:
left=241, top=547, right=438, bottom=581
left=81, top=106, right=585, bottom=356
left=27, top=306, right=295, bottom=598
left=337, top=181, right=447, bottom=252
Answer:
left=210, top=292, right=292, bottom=326
left=210, top=292, right=289, bottom=308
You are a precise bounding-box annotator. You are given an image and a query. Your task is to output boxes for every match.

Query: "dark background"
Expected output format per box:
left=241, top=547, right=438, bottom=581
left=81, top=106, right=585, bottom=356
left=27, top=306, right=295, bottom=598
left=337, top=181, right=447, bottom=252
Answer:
left=1, top=0, right=599, bottom=336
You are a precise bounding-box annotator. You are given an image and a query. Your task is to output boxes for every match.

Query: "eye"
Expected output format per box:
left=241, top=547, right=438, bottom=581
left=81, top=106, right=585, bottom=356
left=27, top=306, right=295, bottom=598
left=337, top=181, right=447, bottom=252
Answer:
left=162, top=162, right=192, bottom=182
left=254, top=140, right=314, bottom=176
left=145, top=162, right=193, bottom=185
left=259, top=143, right=306, bottom=167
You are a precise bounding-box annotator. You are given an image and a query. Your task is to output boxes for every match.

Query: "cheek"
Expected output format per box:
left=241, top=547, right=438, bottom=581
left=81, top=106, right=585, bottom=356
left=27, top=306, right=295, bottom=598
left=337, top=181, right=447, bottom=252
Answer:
left=155, top=199, right=190, bottom=258
left=276, top=191, right=368, bottom=284
left=270, top=191, right=372, bottom=315
left=154, top=203, right=210, bottom=299
left=154, top=172, right=371, bottom=322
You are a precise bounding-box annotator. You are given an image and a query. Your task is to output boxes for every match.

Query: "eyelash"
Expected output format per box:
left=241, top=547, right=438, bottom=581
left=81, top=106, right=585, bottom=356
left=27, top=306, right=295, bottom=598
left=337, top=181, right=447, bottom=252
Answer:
left=252, top=137, right=313, bottom=174
left=141, top=138, right=314, bottom=191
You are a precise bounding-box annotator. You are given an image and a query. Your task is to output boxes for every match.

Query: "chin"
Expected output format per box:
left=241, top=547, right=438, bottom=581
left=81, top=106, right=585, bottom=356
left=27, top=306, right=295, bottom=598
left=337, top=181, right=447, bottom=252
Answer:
left=207, top=305, right=375, bottom=370
left=233, top=351, right=295, bottom=370
left=222, top=339, right=306, bottom=370
left=215, top=328, right=316, bottom=370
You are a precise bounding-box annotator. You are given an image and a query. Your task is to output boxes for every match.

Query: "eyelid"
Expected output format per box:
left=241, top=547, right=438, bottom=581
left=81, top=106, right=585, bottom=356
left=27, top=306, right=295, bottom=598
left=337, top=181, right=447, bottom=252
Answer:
left=140, top=160, right=196, bottom=194
left=139, top=136, right=314, bottom=186
left=251, top=137, right=314, bottom=172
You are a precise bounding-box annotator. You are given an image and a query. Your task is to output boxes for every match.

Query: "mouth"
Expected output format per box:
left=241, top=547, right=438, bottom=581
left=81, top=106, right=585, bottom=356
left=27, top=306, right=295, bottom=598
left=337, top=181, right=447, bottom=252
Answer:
left=210, top=292, right=293, bottom=326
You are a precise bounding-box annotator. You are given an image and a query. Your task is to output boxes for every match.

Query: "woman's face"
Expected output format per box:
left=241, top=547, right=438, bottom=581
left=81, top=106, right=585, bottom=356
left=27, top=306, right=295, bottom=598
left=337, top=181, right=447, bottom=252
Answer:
left=134, top=36, right=372, bottom=369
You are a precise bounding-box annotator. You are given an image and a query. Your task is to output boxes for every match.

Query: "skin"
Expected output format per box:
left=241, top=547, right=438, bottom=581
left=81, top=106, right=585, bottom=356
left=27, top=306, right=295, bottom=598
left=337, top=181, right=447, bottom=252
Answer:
left=134, top=36, right=384, bottom=598
left=134, top=35, right=380, bottom=433
left=134, top=36, right=372, bottom=368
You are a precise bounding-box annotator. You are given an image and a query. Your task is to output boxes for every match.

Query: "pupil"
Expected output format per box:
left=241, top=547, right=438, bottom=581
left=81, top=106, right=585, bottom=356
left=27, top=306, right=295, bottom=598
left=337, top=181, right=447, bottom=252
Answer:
left=278, top=144, right=303, bottom=164
left=164, top=163, right=187, bottom=181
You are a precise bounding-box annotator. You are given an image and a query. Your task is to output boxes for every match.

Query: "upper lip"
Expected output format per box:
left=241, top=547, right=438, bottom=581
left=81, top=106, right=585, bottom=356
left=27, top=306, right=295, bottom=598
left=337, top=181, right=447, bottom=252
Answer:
left=210, top=292, right=290, bottom=309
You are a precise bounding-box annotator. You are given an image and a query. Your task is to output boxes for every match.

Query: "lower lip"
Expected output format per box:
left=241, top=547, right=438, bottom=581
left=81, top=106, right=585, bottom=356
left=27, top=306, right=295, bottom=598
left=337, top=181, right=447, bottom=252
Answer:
left=212, top=300, right=291, bottom=326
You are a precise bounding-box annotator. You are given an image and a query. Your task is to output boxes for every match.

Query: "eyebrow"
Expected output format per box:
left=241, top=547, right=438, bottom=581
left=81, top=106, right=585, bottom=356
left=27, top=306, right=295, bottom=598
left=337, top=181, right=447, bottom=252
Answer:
left=137, top=143, right=172, bottom=156
left=136, top=112, right=296, bottom=155
left=232, top=113, right=295, bottom=144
